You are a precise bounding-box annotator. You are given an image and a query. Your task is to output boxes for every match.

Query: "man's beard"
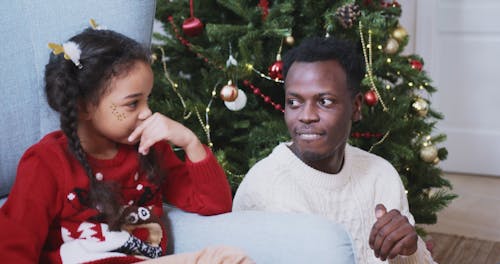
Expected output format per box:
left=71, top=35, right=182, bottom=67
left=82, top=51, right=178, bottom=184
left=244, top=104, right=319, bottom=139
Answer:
left=299, top=150, right=329, bottom=163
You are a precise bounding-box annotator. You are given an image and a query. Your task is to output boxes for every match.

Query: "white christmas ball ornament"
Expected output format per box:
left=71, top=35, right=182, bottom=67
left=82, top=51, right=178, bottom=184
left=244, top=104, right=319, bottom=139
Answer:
left=224, top=89, right=247, bottom=111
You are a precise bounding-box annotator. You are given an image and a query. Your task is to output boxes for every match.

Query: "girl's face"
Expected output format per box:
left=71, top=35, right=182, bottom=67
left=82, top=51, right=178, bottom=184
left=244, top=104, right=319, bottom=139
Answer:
left=83, top=61, right=154, bottom=149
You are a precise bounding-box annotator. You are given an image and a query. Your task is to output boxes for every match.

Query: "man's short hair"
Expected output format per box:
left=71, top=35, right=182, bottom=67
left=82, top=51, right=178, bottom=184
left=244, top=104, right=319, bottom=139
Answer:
left=282, top=36, right=365, bottom=96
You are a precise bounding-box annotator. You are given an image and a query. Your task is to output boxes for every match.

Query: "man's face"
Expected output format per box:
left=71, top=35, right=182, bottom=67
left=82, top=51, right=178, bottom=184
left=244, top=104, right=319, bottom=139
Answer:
left=284, top=60, right=362, bottom=168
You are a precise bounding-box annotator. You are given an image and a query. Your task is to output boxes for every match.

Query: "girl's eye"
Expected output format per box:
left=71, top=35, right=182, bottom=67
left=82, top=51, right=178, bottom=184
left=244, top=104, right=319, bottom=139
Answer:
left=127, top=100, right=139, bottom=108
left=319, top=98, right=333, bottom=106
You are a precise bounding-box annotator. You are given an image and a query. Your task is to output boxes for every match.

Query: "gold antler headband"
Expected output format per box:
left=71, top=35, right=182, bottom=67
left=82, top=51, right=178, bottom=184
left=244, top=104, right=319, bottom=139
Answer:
left=48, top=41, right=83, bottom=69
left=47, top=19, right=106, bottom=69
left=89, top=18, right=105, bottom=30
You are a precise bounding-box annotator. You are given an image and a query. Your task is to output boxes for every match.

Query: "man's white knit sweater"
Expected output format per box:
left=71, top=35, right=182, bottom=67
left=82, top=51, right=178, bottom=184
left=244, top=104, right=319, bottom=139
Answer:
left=233, top=143, right=436, bottom=264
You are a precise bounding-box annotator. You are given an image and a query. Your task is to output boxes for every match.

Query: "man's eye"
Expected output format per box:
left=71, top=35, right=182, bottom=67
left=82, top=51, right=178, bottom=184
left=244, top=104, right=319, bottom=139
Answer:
left=319, top=98, right=333, bottom=106
left=287, top=98, right=301, bottom=107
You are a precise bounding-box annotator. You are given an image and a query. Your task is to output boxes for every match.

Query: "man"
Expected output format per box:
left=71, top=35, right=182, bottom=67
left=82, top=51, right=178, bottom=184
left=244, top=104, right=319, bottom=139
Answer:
left=233, top=37, right=435, bottom=263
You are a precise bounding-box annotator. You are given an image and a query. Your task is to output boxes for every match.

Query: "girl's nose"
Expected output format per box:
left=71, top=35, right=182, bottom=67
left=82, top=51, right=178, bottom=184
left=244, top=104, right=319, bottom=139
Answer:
left=138, top=106, right=152, bottom=120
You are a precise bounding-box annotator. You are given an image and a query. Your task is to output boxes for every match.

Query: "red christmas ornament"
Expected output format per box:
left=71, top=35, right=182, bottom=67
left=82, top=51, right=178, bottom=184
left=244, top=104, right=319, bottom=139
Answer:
left=268, top=59, right=283, bottom=80
left=363, top=0, right=374, bottom=6
left=182, top=0, right=204, bottom=37
left=258, top=0, right=269, bottom=21
left=410, top=59, right=423, bottom=71
left=364, top=90, right=378, bottom=106
left=380, top=0, right=400, bottom=8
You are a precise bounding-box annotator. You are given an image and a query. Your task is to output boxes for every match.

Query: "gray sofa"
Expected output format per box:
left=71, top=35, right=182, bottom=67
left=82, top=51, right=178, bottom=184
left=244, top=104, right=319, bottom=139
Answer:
left=0, top=1, right=355, bottom=263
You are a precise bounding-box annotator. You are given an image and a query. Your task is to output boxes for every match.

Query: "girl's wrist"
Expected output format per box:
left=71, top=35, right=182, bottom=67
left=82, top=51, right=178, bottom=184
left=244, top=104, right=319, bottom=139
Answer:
left=184, top=139, right=206, bottom=162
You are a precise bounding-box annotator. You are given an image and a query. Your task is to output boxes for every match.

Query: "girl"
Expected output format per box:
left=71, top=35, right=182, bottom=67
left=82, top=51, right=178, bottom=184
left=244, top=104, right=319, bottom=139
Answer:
left=0, top=28, right=253, bottom=263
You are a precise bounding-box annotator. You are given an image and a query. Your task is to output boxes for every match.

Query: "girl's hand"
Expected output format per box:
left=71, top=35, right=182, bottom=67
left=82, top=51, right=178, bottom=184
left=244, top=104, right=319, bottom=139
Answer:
left=128, top=113, right=206, bottom=162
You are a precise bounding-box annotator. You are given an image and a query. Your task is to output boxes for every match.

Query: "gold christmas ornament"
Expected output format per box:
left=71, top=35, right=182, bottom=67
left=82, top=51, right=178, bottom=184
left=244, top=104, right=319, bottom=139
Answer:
left=220, top=81, right=238, bottom=102
left=392, top=25, right=408, bottom=42
left=285, top=35, right=295, bottom=45
left=412, top=98, right=429, bottom=117
left=383, top=38, right=399, bottom=54
left=420, top=144, right=438, bottom=163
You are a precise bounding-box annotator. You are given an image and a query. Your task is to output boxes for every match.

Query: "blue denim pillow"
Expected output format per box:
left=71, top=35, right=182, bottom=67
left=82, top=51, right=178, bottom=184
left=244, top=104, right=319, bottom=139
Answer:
left=165, top=205, right=356, bottom=263
left=0, top=0, right=156, bottom=198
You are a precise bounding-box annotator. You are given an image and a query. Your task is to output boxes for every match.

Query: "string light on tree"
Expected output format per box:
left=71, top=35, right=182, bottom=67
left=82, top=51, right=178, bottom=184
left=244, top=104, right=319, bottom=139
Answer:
left=359, top=21, right=388, bottom=111
left=246, top=63, right=284, bottom=84
left=167, top=16, right=281, bottom=114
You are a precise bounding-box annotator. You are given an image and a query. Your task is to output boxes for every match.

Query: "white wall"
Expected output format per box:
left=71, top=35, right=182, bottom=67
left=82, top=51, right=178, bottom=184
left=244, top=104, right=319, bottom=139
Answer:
left=398, top=0, right=417, bottom=54
left=399, top=0, right=500, bottom=177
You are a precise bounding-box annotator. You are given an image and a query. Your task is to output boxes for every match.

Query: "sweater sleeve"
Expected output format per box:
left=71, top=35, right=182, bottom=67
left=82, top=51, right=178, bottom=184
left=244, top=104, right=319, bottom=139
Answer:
left=387, top=236, right=436, bottom=264
left=386, top=183, right=436, bottom=264
left=0, top=148, right=62, bottom=263
left=160, top=144, right=232, bottom=215
left=375, top=161, right=437, bottom=264
left=232, top=159, right=268, bottom=211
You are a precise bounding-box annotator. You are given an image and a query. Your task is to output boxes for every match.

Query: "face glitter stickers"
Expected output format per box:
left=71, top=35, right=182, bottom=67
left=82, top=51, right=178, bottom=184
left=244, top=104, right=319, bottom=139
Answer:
left=110, top=103, right=126, bottom=121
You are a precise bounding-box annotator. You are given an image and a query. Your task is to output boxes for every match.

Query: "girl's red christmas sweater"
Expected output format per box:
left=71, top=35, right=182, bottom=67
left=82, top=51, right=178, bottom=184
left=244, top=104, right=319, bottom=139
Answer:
left=0, top=131, right=232, bottom=263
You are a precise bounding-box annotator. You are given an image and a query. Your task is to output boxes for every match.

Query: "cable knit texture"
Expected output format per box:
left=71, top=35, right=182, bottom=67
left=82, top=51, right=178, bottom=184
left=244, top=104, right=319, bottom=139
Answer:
left=233, top=142, right=436, bottom=264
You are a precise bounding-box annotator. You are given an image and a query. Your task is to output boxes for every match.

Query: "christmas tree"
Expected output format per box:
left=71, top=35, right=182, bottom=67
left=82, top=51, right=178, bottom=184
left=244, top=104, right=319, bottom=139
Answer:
left=151, top=0, right=457, bottom=232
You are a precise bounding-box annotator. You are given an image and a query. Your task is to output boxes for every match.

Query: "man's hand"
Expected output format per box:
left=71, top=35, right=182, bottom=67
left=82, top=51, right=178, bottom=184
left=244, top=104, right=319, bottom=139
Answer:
left=369, top=204, right=418, bottom=261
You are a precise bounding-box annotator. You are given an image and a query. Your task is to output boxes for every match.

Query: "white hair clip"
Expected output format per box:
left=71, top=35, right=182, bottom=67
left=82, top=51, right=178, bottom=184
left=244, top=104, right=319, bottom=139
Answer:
left=48, top=41, right=83, bottom=69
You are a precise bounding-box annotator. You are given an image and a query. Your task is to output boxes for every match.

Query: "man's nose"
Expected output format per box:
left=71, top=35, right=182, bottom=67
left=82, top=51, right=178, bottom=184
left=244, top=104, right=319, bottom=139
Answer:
left=299, top=102, right=319, bottom=123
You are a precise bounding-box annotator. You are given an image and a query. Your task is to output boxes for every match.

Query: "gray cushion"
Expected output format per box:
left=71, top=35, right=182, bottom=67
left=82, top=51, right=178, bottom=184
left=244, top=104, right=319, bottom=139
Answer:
left=0, top=0, right=156, bottom=197
left=166, top=206, right=356, bottom=263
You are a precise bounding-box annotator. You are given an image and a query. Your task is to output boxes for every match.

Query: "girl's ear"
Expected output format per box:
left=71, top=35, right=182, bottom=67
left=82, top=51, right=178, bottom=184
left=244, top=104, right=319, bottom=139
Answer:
left=78, top=100, right=92, bottom=120
left=352, top=92, right=363, bottom=122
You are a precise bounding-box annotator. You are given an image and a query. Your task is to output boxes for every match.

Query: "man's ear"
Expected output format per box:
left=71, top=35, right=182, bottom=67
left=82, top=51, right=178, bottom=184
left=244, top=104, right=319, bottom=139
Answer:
left=352, top=92, right=363, bottom=122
